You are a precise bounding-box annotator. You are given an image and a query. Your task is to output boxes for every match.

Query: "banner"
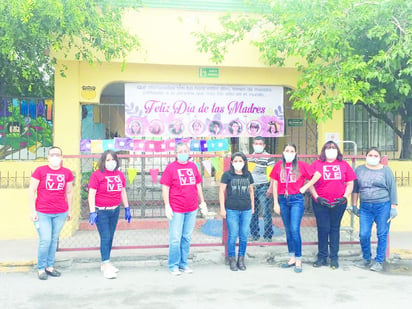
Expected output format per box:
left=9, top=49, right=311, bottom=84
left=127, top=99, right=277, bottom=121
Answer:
left=125, top=83, right=284, bottom=138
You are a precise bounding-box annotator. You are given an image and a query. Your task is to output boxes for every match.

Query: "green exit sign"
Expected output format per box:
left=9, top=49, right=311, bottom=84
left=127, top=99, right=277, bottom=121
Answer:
left=199, top=67, right=219, bottom=78
left=287, top=119, right=303, bottom=127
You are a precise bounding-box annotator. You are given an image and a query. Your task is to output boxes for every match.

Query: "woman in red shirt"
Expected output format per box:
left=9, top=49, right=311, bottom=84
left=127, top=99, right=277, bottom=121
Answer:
left=88, top=150, right=131, bottom=279
left=29, top=146, right=73, bottom=280
left=270, top=144, right=321, bottom=273
left=310, top=141, right=356, bottom=269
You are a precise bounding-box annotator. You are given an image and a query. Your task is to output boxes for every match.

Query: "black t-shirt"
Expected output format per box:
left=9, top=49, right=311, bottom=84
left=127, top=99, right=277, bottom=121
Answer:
left=220, top=171, right=254, bottom=210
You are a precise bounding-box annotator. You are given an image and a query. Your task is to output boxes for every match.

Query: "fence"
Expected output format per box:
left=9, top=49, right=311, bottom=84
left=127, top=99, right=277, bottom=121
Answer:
left=49, top=153, right=370, bottom=254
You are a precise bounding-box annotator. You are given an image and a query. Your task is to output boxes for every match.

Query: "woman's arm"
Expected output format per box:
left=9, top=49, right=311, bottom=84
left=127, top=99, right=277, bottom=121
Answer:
left=249, top=185, right=255, bottom=214
left=65, top=181, right=74, bottom=220
left=196, top=183, right=205, bottom=203
left=300, top=171, right=321, bottom=194
left=28, top=177, right=40, bottom=221
left=88, top=188, right=97, bottom=213
left=121, top=187, right=129, bottom=208
left=218, top=183, right=227, bottom=219
left=272, top=179, right=280, bottom=215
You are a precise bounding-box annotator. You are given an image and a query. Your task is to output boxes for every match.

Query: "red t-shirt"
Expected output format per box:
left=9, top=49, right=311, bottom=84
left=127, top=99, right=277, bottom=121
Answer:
left=160, top=161, right=202, bottom=213
left=270, top=161, right=315, bottom=195
left=88, top=169, right=126, bottom=207
left=311, top=159, right=357, bottom=203
left=31, top=165, right=74, bottom=214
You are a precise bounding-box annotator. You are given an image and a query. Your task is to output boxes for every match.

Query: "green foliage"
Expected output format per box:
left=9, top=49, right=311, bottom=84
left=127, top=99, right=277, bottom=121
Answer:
left=0, top=0, right=140, bottom=97
left=195, top=0, right=412, bottom=158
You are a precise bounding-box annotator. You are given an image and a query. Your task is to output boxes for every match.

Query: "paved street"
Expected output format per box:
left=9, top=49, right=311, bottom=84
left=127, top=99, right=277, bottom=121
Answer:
left=1, top=260, right=411, bottom=309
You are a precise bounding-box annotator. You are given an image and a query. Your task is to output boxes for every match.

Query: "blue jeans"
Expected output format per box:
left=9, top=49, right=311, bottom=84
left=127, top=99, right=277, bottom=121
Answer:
left=95, top=207, right=120, bottom=262
left=278, top=194, right=305, bottom=258
left=36, top=211, right=68, bottom=270
left=226, top=209, right=253, bottom=257
left=313, top=201, right=346, bottom=261
left=250, top=184, right=273, bottom=239
left=168, top=210, right=197, bottom=271
left=359, top=201, right=391, bottom=263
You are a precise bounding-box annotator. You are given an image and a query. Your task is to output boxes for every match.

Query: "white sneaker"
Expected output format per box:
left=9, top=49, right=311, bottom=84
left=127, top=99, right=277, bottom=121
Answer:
left=103, top=268, right=117, bottom=279
left=179, top=266, right=193, bottom=274
left=169, top=268, right=182, bottom=276
left=101, top=263, right=119, bottom=273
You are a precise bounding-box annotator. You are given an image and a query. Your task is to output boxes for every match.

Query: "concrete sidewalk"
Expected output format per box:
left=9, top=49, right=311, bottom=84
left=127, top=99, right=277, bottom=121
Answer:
left=1, top=231, right=411, bottom=273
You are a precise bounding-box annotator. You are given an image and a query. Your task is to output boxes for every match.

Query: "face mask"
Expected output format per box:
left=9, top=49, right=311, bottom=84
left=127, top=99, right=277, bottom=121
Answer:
left=105, top=160, right=117, bottom=171
left=233, top=162, right=245, bottom=171
left=366, top=156, right=380, bottom=166
left=325, top=148, right=338, bottom=160
left=177, top=153, right=189, bottom=162
left=49, top=156, right=62, bottom=167
left=253, top=145, right=264, bottom=154
left=283, top=152, right=296, bottom=163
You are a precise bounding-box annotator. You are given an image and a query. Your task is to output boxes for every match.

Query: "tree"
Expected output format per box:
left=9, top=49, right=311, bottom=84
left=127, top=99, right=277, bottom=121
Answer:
left=0, top=0, right=140, bottom=97
left=195, top=0, right=412, bottom=158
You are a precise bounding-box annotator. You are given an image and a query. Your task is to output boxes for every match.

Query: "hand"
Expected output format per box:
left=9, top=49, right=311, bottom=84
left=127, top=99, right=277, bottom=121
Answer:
left=273, top=203, right=280, bottom=215
left=165, top=204, right=173, bottom=220
left=199, top=201, right=208, bottom=217
left=316, top=197, right=331, bottom=208
left=387, top=208, right=398, bottom=222
left=88, top=212, right=98, bottom=225
left=220, top=208, right=226, bottom=219
left=124, top=207, right=132, bottom=223
left=349, top=205, right=359, bottom=217
left=331, top=197, right=347, bottom=208
left=67, top=211, right=72, bottom=221
left=30, top=212, right=38, bottom=222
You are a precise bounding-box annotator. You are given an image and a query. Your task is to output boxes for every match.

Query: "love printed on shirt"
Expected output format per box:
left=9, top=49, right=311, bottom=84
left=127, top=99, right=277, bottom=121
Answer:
left=323, top=165, right=342, bottom=180
left=46, top=174, right=66, bottom=190
left=106, top=176, right=123, bottom=191
left=177, top=168, right=196, bottom=186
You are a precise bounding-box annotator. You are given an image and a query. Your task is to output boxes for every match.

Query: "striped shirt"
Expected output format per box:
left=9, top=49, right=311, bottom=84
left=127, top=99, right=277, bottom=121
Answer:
left=248, top=151, right=276, bottom=185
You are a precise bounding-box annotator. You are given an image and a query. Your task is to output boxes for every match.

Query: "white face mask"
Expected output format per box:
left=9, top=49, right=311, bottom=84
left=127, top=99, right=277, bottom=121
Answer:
left=253, top=144, right=264, bottom=154
left=325, top=148, right=338, bottom=160
left=49, top=156, right=62, bottom=167
left=283, top=152, right=296, bottom=163
left=233, top=162, right=245, bottom=171
left=366, top=156, right=380, bottom=166
left=105, top=160, right=117, bottom=171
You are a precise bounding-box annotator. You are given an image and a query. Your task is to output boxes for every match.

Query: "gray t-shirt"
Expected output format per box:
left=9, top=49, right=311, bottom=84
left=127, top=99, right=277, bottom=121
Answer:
left=248, top=151, right=275, bottom=185
left=353, top=165, right=398, bottom=204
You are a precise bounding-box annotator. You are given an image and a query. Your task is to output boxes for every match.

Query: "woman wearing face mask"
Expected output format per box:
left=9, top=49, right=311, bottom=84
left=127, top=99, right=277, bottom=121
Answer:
left=219, top=152, right=255, bottom=271
left=309, top=141, right=357, bottom=269
left=270, top=144, right=321, bottom=273
left=351, top=147, right=398, bottom=272
left=29, top=146, right=74, bottom=280
left=160, top=142, right=207, bottom=275
left=88, top=150, right=131, bottom=279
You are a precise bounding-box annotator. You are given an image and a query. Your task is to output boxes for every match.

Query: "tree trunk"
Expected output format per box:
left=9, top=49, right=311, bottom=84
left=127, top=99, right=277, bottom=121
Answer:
left=400, top=121, right=412, bottom=159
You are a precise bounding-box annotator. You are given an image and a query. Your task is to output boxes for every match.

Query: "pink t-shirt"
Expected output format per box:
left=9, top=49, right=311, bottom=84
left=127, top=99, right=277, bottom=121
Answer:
left=270, top=161, right=315, bottom=195
left=31, top=165, right=74, bottom=214
left=160, top=161, right=202, bottom=213
left=311, top=159, right=357, bottom=203
left=88, top=169, right=126, bottom=207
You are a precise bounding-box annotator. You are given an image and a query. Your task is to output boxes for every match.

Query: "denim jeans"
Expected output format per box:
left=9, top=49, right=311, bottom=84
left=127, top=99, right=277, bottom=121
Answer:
left=278, top=194, right=305, bottom=258
left=168, top=210, right=197, bottom=271
left=226, top=209, right=253, bottom=257
left=359, top=201, right=391, bottom=263
left=250, top=184, right=273, bottom=239
left=313, top=201, right=346, bottom=261
left=36, top=211, right=68, bottom=270
left=95, top=206, right=120, bottom=262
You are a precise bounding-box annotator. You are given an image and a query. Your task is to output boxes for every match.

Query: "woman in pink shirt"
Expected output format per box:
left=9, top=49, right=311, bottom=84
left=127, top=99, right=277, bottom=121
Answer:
left=310, top=141, right=356, bottom=269
left=29, top=146, right=74, bottom=280
left=88, top=150, right=131, bottom=279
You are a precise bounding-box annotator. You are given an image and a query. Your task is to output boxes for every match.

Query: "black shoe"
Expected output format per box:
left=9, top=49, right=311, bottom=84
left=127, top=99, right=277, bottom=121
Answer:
left=45, top=268, right=61, bottom=277
left=38, top=271, right=48, bottom=280
left=280, top=262, right=295, bottom=268
left=228, top=257, right=238, bottom=271
left=330, top=260, right=339, bottom=269
left=313, top=258, right=327, bottom=268
left=237, top=256, right=246, bottom=271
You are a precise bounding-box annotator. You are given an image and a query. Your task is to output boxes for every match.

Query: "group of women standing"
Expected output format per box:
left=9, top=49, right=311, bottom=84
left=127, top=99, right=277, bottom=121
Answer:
left=29, top=140, right=398, bottom=279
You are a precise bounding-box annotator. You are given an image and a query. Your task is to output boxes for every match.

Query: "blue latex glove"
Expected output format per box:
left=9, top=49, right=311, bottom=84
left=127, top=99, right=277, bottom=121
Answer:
left=388, top=208, right=398, bottom=222
left=125, top=207, right=132, bottom=223
left=89, top=212, right=98, bottom=225
left=350, top=205, right=360, bottom=217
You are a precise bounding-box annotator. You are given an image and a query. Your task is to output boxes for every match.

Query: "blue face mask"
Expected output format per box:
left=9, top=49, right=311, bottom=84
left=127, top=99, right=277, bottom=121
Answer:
left=177, top=153, right=189, bottom=162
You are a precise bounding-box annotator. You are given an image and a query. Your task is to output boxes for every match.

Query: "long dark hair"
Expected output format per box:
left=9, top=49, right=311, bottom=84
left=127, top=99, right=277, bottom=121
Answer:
left=230, top=152, right=249, bottom=176
left=319, top=140, right=344, bottom=162
left=281, top=143, right=300, bottom=178
left=98, top=150, right=120, bottom=172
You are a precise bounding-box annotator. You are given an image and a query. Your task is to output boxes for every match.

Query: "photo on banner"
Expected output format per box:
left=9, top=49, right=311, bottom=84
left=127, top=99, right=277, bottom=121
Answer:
left=124, top=83, right=284, bottom=138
